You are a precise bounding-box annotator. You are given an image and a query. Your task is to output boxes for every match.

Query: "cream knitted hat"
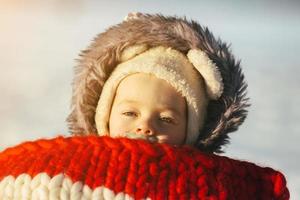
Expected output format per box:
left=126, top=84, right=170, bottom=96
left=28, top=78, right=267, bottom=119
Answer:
left=95, top=45, right=223, bottom=144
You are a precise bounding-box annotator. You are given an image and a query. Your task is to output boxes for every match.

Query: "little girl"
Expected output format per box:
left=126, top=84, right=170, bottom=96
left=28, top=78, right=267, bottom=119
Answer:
left=66, top=12, right=248, bottom=153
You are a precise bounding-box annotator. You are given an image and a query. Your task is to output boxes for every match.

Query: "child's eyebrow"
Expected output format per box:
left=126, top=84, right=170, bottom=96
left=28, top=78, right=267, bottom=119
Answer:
left=117, top=100, right=183, bottom=117
left=160, top=107, right=183, bottom=118
left=116, top=99, right=142, bottom=106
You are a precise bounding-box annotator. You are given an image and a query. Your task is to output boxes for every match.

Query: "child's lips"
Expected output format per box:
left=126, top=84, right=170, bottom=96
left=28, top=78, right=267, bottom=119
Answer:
left=124, top=132, right=158, bottom=142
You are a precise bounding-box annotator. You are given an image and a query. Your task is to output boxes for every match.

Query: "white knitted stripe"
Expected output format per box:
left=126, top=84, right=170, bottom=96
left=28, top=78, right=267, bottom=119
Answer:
left=0, top=173, right=149, bottom=200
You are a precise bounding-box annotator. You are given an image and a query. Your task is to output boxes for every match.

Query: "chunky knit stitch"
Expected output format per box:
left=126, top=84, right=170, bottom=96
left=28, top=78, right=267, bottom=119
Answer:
left=0, top=136, right=289, bottom=199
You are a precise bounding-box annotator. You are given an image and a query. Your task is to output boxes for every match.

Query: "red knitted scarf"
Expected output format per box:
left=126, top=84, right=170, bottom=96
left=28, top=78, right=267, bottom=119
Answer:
left=0, top=136, right=289, bottom=199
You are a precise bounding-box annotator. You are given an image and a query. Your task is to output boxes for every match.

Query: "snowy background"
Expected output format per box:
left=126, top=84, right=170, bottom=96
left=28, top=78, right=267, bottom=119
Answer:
left=0, top=0, right=299, bottom=198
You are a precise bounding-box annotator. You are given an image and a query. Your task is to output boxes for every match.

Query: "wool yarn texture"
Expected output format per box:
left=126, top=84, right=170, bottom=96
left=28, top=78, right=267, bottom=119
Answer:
left=0, top=136, right=289, bottom=200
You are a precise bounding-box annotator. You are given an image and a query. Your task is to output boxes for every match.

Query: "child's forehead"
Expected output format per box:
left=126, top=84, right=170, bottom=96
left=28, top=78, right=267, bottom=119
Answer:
left=113, top=73, right=186, bottom=110
left=116, top=73, right=180, bottom=96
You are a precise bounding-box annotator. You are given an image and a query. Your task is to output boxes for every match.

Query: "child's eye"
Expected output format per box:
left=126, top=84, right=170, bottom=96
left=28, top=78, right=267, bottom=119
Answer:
left=160, top=116, right=175, bottom=124
left=122, top=111, right=137, bottom=117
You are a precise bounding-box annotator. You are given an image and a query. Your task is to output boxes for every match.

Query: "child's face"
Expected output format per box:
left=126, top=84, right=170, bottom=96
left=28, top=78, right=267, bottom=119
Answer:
left=108, top=73, right=187, bottom=145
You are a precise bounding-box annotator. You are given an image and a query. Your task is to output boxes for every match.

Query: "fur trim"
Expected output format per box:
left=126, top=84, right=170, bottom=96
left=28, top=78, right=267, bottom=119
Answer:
left=123, top=12, right=144, bottom=22
left=95, top=46, right=208, bottom=144
left=66, top=13, right=250, bottom=153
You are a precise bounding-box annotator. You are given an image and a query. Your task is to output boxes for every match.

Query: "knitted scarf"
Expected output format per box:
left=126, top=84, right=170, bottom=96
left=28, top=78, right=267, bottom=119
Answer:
left=0, top=136, right=289, bottom=199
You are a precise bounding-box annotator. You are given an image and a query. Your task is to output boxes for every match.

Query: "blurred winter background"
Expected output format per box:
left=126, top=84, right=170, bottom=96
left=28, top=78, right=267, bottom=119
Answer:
left=0, top=0, right=299, bottom=198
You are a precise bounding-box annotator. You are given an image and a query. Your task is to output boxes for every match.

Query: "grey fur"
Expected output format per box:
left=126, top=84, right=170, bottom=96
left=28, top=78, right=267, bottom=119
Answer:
left=66, top=13, right=250, bottom=153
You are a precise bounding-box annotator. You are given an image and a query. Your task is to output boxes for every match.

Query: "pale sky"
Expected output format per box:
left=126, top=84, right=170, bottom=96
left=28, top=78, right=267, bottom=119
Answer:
left=0, top=0, right=299, bottom=198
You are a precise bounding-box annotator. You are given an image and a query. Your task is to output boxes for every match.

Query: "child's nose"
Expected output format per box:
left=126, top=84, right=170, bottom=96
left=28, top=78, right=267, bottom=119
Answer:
left=135, top=121, right=155, bottom=136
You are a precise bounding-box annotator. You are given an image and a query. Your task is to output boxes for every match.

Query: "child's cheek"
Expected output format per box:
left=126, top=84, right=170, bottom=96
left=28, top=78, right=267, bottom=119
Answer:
left=110, top=119, right=132, bottom=138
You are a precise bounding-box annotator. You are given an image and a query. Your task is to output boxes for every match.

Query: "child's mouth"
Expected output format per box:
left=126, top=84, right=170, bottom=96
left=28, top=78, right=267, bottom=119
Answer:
left=124, top=132, right=158, bottom=143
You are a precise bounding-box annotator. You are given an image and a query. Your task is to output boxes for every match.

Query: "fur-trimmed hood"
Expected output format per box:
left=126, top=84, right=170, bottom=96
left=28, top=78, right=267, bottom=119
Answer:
left=66, top=13, right=249, bottom=153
